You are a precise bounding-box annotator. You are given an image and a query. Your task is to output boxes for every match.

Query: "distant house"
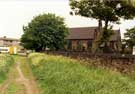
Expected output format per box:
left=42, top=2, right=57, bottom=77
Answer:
left=0, top=36, right=20, bottom=47
left=0, top=36, right=20, bottom=53
left=66, top=27, right=121, bottom=52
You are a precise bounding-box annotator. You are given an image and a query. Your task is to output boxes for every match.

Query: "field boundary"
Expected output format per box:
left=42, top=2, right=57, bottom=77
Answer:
left=43, top=51, right=135, bottom=74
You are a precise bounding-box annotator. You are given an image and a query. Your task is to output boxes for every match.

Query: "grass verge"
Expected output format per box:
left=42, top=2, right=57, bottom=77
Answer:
left=0, top=54, right=14, bottom=84
left=28, top=53, right=135, bottom=94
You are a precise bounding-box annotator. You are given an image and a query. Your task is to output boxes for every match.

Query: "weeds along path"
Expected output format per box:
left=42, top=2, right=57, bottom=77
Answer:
left=0, top=56, right=40, bottom=94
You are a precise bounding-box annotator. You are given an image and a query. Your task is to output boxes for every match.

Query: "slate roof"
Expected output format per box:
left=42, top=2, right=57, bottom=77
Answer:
left=66, top=27, right=98, bottom=40
left=66, top=27, right=121, bottom=41
left=0, top=37, right=19, bottom=41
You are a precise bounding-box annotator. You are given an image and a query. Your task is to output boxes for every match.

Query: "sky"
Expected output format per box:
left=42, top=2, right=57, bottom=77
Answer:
left=0, top=0, right=135, bottom=39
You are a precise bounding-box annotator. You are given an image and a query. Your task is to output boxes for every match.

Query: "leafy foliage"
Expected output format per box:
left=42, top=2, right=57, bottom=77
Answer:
left=100, top=28, right=114, bottom=44
left=70, top=0, right=135, bottom=23
left=29, top=53, right=135, bottom=94
left=21, top=13, right=69, bottom=51
left=124, top=27, right=135, bottom=49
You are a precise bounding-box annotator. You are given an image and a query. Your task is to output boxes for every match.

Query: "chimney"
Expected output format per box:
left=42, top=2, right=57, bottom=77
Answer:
left=3, top=36, right=6, bottom=38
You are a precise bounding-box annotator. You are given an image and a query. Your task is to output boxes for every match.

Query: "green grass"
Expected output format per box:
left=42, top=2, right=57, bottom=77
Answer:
left=19, top=56, right=33, bottom=79
left=6, top=82, right=24, bottom=94
left=29, top=53, right=135, bottom=94
left=0, top=55, right=26, bottom=94
left=0, top=73, right=6, bottom=84
left=0, top=54, right=14, bottom=84
left=13, top=55, right=33, bottom=79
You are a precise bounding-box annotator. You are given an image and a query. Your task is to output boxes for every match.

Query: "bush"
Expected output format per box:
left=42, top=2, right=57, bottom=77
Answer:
left=29, top=53, right=135, bottom=94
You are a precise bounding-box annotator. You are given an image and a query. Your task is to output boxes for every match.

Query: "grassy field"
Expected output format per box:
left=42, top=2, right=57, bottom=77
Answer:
left=28, top=53, right=135, bottom=94
left=0, top=54, right=14, bottom=84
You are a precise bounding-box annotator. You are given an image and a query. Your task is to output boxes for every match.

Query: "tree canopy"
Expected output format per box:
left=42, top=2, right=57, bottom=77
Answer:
left=21, top=13, right=68, bottom=52
left=70, top=0, right=135, bottom=24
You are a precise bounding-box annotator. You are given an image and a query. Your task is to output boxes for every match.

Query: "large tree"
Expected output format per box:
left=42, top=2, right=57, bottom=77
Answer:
left=69, top=0, right=135, bottom=53
left=21, top=13, right=68, bottom=52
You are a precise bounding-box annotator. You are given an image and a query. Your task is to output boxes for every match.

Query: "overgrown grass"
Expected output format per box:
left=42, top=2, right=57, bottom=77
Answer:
left=0, top=54, right=14, bottom=84
left=29, top=53, right=135, bottom=94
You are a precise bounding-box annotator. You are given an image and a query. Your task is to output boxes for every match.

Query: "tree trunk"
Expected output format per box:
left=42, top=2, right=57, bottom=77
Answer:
left=104, top=20, right=108, bottom=31
left=92, top=19, right=110, bottom=53
left=99, top=19, right=102, bottom=32
left=104, top=19, right=109, bottom=45
left=92, top=19, right=102, bottom=53
left=128, top=0, right=131, bottom=4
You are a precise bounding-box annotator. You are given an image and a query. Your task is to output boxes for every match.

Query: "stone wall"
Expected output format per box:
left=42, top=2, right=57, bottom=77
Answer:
left=45, top=51, right=135, bottom=74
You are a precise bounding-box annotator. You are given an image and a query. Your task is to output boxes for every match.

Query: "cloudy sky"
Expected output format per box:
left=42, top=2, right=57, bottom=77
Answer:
left=0, top=0, right=135, bottom=39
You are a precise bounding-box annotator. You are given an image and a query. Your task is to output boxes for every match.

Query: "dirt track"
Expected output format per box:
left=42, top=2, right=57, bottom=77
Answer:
left=0, top=57, right=40, bottom=94
left=16, top=62, right=40, bottom=94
